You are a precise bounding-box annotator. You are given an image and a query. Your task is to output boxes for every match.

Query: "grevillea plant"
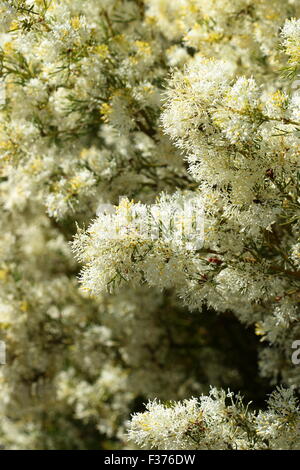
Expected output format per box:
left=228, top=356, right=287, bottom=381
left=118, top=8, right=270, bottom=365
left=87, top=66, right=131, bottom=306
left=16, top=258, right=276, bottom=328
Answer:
left=0, top=0, right=299, bottom=450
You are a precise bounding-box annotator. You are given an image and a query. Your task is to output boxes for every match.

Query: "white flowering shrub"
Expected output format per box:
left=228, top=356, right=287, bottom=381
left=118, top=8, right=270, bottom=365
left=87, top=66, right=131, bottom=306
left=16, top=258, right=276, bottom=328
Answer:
left=129, top=387, right=300, bottom=450
left=0, top=0, right=299, bottom=450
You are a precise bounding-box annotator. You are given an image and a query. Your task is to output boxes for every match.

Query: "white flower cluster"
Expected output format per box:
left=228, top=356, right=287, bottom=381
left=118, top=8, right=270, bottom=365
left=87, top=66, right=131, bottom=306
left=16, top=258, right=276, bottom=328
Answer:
left=72, top=193, right=205, bottom=295
left=129, top=387, right=300, bottom=450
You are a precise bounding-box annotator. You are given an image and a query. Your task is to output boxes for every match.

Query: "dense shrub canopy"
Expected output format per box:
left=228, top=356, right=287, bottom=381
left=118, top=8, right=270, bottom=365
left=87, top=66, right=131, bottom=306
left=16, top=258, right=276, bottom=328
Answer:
left=0, top=0, right=299, bottom=450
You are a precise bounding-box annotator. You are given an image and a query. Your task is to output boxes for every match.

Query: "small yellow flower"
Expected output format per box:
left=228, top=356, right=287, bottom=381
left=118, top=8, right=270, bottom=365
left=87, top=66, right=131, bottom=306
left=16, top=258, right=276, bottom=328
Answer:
left=0, top=269, right=8, bottom=281
left=19, top=301, right=29, bottom=312
left=93, top=44, right=109, bottom=59
left=100, top=102, right=112, bottom=123
left=9, top=20, right=19, bottom=31
left=255, top=322, right=265, bottom=337
left=134, top=41, right=152, bottom=56
left=271, top=90, right=286, bottom=108
left=71, top=16, right=81, bottom=30
left=3, top=42, right=14, bottom=54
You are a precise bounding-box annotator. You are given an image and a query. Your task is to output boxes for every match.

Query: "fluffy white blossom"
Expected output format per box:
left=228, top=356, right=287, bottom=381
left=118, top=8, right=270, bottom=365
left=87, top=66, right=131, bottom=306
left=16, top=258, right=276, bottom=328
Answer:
left=129, top=387, right=300, bottom=450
